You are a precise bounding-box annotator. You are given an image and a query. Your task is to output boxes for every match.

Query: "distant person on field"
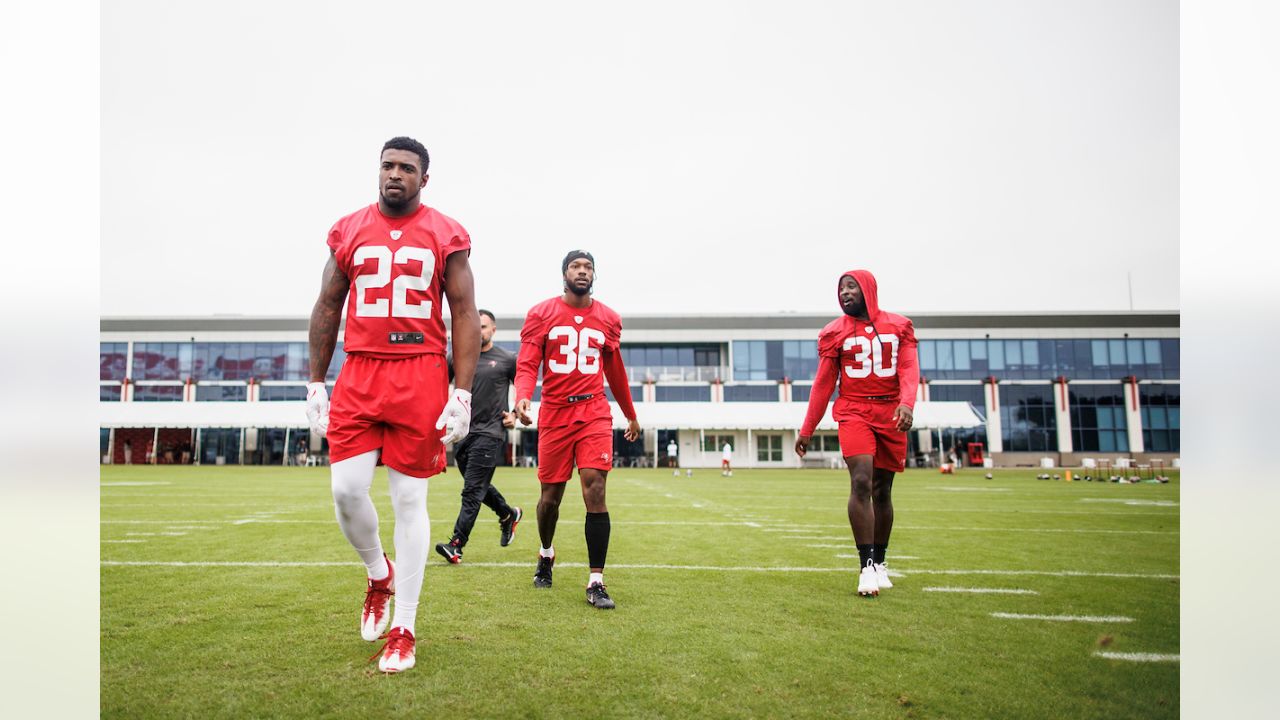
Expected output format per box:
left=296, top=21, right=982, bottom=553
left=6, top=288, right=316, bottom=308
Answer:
left=435, top=309, right=524, bottom=564
left=795, top=269, right=918, bottom=598
left=668, top=439, right=679, bottom=475
left=721, top=441, right=733, bottom=476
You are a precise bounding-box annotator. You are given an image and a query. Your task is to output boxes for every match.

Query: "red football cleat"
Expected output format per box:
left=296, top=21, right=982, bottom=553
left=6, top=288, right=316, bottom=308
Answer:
left=361, top=556, right=395, bottom=641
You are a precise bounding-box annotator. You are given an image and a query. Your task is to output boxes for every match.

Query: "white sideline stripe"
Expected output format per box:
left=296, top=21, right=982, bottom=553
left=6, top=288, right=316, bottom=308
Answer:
left=103, top=540, right=146, bottom=543
left=807, top=544, right=854, bottom=548
left=1094, top=651, right=1180, bottom=663
left=101, top=482, right=171, bottom=486
left=99, top=561, right=1175, bottom=580
left=928, top=487, right=1011, bottom=492
left=915, top=569, right=1177, bottom=579
left=836, top=554, right=919, bottom=560
left=923, top=587, right=1038, bottom=595
left=165, top=526, right=216, bottom=530
left=894, top=526, right=1175, bottom=535
left=125, top=532, right=188, bottom=537
left=992, top=612, right=1133, bottom=623
left=1080, top=499, right=1179, bottom=507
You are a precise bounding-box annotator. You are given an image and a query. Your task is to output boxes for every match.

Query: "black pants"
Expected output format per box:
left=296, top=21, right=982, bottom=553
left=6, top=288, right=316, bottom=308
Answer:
left=450, top=434, right=514, bottom=547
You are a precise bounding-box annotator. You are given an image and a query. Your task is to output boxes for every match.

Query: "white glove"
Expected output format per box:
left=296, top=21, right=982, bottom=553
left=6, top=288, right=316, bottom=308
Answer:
left=436, top=388, right=472, bottom=445
left=306, top=382, right=329, bottom=436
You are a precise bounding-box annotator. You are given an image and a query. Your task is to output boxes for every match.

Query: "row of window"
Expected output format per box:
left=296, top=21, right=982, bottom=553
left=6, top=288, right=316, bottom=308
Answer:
left=105, top=337, right=1179, bottom=384
left=921, top=338, right=1180, bottom=380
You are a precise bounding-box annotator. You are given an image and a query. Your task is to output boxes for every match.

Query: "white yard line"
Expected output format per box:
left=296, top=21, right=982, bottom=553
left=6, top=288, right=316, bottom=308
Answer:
left=102, top=540, right=146, bottom=544
left=100, top=482, right=172, bottom=486
left=912, top=569, right=1177, bottom=579
left=124, top=532, right=188, bottom=537
left=835, top=554, right=919, bottom=560
left=992, top=612, right=1133, bottom=623
left=99, top=560, right=1176, bottom=580
left=1094, top=651, right=1180, bottom=662
left=923, top=587, right=1039, bottom=595
left=928, top=487, right=1011, bottom=492
left=1079, top=499, right=1179, bottom=507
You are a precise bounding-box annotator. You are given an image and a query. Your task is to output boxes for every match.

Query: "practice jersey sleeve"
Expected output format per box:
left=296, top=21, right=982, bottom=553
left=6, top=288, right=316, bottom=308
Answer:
left=514, top=306, right=546, bottom=402
left=800, top=354, right=839, bottom=437
left=896, top=319, right=920, bottom=409
left=603, top=349, right=637, bottom=421
left=817, top=323, right=843, bottom=359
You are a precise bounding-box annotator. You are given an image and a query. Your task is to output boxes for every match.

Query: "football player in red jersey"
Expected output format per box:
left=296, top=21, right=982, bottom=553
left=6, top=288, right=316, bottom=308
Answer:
left=306, top=136, right=480, bottom=672
left=795, top=270, right=919, bottom=598
left=514, top=251, right=640, bottom=609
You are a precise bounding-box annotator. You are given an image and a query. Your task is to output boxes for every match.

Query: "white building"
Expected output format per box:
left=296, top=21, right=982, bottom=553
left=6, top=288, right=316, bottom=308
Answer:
left=100, top=311, right=1179, bottom=469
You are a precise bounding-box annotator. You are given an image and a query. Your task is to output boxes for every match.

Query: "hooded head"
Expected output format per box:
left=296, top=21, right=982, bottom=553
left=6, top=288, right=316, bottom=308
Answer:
left=837, top=269, right=880, bottom=321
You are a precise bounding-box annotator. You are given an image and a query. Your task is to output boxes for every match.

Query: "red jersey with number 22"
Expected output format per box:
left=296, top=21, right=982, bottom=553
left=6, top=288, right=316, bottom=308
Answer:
left=817, top=269, right=920, bottom=422
left=516, top=297, right=622, bottom=427
left=327, top=203, right=470, bottom=358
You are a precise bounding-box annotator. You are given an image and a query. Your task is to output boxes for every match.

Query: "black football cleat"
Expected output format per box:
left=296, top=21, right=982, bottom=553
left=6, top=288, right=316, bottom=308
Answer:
left=585, top=582, right=615, bottom=610
left=435, top=539, right=463, bottom=564
left=533, top=554, right=554, bottom=588
left=500, top=507, right=523, bottom=547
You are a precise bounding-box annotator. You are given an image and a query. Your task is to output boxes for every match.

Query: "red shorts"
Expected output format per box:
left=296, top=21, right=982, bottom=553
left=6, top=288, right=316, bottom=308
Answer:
left=537, top=417, right=613, bottom=484
left=837, top=400, right=908, bottom=472
left=327, top=353, right=448, bottom=478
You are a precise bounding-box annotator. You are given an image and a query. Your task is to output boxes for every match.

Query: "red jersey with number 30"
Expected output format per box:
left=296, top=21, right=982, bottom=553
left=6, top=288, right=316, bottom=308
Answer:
left=817, top=269, right=920, bottom=422
left=328, top=203, right=470, bottom=357
left=516, top=297, right=623, bottom=427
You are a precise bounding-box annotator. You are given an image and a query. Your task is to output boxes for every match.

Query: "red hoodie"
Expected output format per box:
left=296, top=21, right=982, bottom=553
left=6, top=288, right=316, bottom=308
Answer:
left=799, top=269, right=919, bottom=437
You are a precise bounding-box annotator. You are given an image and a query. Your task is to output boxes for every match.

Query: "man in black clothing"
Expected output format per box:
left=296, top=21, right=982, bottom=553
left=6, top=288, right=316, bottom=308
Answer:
left=435, top=309, right=523, bottom=563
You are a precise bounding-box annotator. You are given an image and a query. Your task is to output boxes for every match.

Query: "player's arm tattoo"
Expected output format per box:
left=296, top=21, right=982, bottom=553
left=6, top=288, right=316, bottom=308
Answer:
left=443, top=250, right=480, bottom=393
left=308, top=252, right=348, bottom=383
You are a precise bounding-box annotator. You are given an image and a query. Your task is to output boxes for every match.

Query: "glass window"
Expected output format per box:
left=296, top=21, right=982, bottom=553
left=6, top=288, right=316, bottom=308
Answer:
left=1139, top=383, right=1180, bottom=452
left=1144, top=339, right=1162, bottom=366
left=970, top=340, right=987, bottom=360
left=1108, top=339, right=1126, bottom=367
left=1022, top=341, right=1039, bottom=367
left=989, top=341, right=1004, bottom=371
left=702, top=434, right=735, bottom=453
left=999, top=384, right=1056, bottom=452
left=724, top=385, right=778, bottom=402
left=954, top=341, right=970, bottom=371
left=920, top=341, right=937, bottom=371
left=1127, top=339, right=1145, bottom=367
left=756, top=434, right=782, bottom=462
left=196, top=384, right=249, bottom=402
left=100, top=384, right=122, bottom=401
left=1005, top=340, right=1022, bottom=367
left=792, top=384, right=811, bottom=402
left=936, top=341, right=953, bottom=371
left=100, top=343, right=128, bottom=381
left=604, top=385, right=643, bottom=403
left=655, top=385, right=711, bottom=402
left=259, top=385, right=307, bottom=401
left=1069, top=384, right=1129, bottom=453
left=133, top=384, right=183, bottom=402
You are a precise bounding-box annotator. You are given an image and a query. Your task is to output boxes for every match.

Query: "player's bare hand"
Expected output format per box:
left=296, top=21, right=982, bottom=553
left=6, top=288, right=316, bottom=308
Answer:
left=624, top=418, right=640, bottom=442
left=501, top=411, right=516, bottom=429
left=894, top=405, right=914, bottom=432
left=515, top=398, right=533, bottom=426
left=794, top=435, right=811, bottom=458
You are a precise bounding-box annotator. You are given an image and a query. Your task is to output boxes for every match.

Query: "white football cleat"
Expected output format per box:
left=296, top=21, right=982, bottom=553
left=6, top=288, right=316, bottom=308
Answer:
left=373, top=627, right=415, bottom=673
left=361, top=557, right=395, bottom=641
left=874, top=562, right=893, bottom=590
left=858, top=564, right=880, bottom=597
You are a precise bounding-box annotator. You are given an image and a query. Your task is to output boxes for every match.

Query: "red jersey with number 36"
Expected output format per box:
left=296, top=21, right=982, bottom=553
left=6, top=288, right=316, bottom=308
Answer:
left=817, top=269, right=920, bottom=422
left=328, top=203, right=470, bottom=358
left=516, top=297, right=623, bottom=427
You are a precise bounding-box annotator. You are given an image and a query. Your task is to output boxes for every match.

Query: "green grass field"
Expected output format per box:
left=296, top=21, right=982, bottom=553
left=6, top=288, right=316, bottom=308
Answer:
left=101, top=465, right=1179, bottom=719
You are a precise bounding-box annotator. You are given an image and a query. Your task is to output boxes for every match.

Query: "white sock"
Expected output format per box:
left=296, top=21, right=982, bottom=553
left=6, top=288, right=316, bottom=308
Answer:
left=387, top=468, right=430, bottom=636
left=589, top=571, right=604, bottom=586
left=539, top=545, right=555, bottom=558
left=330, top=451, right=385, bottom=572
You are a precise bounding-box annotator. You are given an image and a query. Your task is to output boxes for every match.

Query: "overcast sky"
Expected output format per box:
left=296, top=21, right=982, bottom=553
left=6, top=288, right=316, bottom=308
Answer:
left=101, top=0, right=1177, bottom=318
